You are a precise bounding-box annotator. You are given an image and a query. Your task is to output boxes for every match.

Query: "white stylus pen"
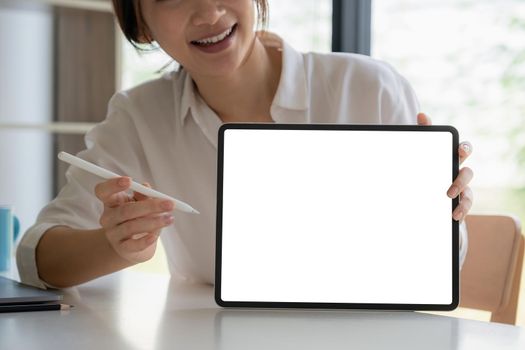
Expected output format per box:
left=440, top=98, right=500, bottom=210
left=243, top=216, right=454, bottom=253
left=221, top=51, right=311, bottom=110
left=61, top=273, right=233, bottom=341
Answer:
left=58, top=152, right=200, bottom=214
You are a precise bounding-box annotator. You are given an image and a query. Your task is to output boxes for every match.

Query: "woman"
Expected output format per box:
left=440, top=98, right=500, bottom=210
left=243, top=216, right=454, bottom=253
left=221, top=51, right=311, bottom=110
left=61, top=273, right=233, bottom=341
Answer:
left=17, top=0, right=473, bottom=288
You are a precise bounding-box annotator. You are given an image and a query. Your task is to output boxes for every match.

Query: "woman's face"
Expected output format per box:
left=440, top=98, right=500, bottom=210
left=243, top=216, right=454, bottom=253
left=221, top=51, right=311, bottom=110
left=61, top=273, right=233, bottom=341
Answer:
left=139, top=0, right=257, bottom=78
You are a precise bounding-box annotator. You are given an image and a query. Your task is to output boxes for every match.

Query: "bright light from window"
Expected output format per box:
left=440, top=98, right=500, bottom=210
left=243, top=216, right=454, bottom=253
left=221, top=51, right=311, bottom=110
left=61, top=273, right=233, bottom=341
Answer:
left=266, top=0, right=332, bottom=53
left=372, top=0, right=525, bottom=188
left=372, top=0, right=525, bottom=326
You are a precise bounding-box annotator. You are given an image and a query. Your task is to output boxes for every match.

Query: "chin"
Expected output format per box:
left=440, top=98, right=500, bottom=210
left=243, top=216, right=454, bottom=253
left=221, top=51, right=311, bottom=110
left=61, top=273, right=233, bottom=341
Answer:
left=188, top=32, right=254, bottom=78
left=192, top=54, right=246, bottom=79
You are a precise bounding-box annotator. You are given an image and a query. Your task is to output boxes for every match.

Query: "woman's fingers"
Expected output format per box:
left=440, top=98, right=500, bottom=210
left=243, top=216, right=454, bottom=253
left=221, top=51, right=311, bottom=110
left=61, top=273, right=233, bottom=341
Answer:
left=447, top=167, right=473, bottom=199
left=97, top=178, right=175, bottom=229
left=118, top=199, right=174, bottom=224
left=94, top=177, right=132, bottom=208
left=101, top=198, right=174, bottom=228
left=416, top=112, right=474, bottom=221
left=453, top=186, right=473, bottom=221
left=120, top=232, right=160, bottom=253
left=459, top=141, right=473, bottom=165
left=447, top=166, right=474, bottom=221
left=417, top=112, right=432, bottom=126
left=133, top=182, right=151, bottom=202
left=417, top=113, right=473, bottom=165
left=113, top=213, right=173, bottom=242
left=94, top=178, right=172, bottom=263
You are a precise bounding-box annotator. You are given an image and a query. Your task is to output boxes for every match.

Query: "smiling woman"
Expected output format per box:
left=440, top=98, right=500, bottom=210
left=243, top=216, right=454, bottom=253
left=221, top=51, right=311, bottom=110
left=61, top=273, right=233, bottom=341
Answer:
left=112, top=0, right=268, bottom=49
left=117, top=0, right=332, bottom=91
left=17, top=0, right=473, bottom=292
left=112, top=0, right=278, bottom=95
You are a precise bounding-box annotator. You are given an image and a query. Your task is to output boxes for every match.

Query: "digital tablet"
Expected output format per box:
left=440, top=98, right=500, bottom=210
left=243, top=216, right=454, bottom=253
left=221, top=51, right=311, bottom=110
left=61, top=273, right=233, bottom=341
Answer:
left=0, top=276, right=62, bottom=305
left=215, top=124, right=459, bottom=311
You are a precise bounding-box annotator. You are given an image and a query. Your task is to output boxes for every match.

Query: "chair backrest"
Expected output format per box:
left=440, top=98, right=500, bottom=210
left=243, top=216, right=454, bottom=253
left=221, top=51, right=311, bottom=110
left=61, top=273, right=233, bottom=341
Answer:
left=460, top=215, right=524, bottom=324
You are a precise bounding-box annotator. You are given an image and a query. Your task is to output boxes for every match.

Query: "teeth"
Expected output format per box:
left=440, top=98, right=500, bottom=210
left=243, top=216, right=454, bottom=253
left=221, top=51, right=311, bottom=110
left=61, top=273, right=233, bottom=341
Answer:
left=194, top=26, right=233, bottom=45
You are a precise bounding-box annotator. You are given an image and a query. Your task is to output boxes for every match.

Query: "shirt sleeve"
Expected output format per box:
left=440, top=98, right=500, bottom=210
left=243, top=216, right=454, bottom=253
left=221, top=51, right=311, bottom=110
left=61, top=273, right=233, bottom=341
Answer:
left=16, top=92, right=149, bottom=289
left=378, top=64, right=421, bottom=125
left=459, top=220, right=468, bottom=269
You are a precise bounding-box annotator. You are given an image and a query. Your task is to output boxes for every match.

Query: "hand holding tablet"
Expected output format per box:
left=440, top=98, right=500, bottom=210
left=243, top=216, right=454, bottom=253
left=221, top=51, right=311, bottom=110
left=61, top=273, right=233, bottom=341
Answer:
left=417, top=113, right=474, bottom=222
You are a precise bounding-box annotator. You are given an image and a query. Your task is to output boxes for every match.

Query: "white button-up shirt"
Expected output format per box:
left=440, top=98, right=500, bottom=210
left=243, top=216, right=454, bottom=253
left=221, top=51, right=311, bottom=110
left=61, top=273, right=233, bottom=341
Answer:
left=17, top=39, right=467, bottom=289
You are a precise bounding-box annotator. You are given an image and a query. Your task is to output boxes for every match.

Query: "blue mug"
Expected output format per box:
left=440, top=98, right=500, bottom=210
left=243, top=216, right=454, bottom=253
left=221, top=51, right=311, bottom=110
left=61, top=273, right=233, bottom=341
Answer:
left=0, top=206, right=20, bottom=271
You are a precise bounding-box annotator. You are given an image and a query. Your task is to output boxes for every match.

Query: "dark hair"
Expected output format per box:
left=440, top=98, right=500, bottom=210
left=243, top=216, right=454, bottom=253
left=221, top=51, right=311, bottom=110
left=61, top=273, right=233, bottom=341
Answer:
left=112, top=0, right=269, bottom=49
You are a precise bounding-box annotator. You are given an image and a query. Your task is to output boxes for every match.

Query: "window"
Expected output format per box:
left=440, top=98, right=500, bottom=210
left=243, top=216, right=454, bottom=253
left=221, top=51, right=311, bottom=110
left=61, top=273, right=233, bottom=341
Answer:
left=372, top=0, right=525, bottom=325
left=266, top=0, right=332, bottom=53
left=0, top=3, right=54, bottom=237
left=372, top=0, right=525, bottom=192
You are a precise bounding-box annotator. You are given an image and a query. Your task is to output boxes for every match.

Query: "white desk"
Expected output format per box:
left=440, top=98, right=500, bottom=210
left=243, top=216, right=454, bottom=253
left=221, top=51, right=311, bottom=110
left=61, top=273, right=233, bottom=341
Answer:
left=1, top=271, right=524, bottom=350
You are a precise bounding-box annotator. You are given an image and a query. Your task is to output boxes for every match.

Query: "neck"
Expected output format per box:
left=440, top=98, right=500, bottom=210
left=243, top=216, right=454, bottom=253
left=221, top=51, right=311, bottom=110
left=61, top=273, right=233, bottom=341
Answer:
left=191, top=38, right=281, bottom=123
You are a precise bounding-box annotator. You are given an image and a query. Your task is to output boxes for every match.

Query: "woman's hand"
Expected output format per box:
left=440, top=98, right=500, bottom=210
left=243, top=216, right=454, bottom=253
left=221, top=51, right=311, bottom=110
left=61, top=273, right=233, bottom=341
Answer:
left=417, top=113, right=473, bottom=221
left=94, top=177, right=174, bottom=264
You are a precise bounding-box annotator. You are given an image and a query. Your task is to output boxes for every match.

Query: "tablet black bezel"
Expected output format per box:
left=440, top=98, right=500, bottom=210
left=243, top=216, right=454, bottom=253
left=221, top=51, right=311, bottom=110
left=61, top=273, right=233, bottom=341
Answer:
left=215, top=123, right=459, bottom=311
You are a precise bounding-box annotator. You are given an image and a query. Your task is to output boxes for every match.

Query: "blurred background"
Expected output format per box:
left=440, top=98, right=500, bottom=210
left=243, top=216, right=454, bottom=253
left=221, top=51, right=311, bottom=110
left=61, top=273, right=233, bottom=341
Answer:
left=0, top=0, right=523, bottom=325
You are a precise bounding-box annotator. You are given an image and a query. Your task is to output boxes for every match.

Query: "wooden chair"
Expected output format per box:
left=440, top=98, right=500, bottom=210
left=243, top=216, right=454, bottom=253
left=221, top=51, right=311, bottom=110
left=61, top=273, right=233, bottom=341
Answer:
left=460, top=215, right=524, bottom=324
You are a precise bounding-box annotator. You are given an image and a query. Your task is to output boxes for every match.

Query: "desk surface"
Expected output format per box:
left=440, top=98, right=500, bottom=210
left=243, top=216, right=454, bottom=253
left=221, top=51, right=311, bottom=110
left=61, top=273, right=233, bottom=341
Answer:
left=1, top=271, right=524, bottom=350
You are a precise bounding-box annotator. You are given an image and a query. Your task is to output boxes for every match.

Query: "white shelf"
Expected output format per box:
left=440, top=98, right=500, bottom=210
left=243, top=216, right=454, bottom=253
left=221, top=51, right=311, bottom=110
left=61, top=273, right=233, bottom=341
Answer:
left=0, top=122, right=97, bottom=134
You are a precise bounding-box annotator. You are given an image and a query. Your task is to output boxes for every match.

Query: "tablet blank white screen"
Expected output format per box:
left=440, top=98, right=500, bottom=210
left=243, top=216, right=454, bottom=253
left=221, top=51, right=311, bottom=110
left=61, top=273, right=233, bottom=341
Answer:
left=220, top=129, right=453, bottom=305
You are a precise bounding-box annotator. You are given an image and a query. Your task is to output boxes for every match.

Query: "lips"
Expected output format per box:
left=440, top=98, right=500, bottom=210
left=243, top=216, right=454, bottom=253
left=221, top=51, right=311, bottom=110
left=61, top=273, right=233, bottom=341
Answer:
left=191, top=23, right=237, bottom=47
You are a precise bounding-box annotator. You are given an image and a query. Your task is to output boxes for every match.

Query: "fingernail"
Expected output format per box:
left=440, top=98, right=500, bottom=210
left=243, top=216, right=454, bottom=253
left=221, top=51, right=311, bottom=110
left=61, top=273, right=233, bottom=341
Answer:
left=461, top=143, right=471, bottom=153
left=448, top=186, right=459, bottom=198
left=454, top=210, right=463, bottom=221
left=163, top=214, right=174, bottom=224
left=161, top=201, right=174, bottom=211
left=118, top=177, right=130, bottom=187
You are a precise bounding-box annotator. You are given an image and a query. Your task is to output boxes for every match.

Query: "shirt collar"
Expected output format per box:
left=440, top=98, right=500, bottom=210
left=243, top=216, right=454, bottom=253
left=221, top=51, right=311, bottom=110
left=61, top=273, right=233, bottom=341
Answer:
left=271, top=39, right=309, bottom=112
left=179, top=70, right=195, bottom=124
left=178, top=36, right=309, bottom=125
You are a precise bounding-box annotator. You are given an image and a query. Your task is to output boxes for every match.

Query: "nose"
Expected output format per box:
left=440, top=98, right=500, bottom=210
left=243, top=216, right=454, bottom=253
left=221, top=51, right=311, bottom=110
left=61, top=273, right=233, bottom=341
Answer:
left=191, top=0, right=227, bottom=26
